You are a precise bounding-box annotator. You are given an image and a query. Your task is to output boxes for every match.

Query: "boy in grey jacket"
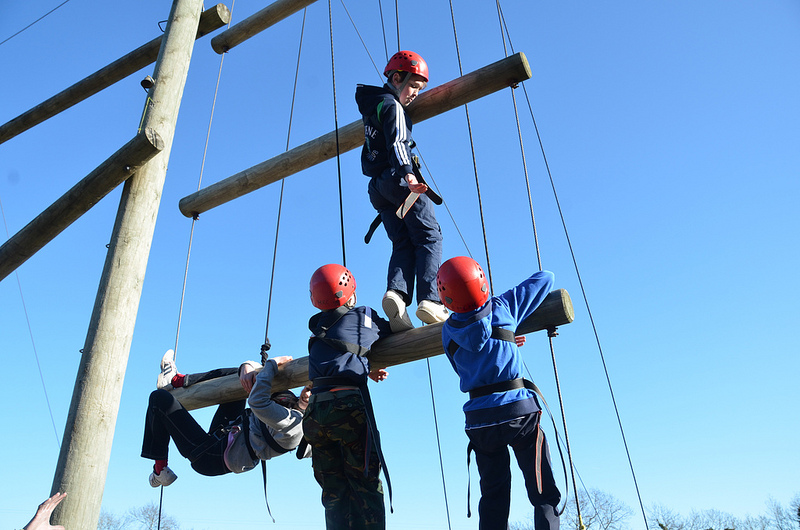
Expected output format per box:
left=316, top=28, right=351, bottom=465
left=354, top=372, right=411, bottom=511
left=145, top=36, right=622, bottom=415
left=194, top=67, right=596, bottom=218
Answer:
left=143, top=351, right=310, bottom=486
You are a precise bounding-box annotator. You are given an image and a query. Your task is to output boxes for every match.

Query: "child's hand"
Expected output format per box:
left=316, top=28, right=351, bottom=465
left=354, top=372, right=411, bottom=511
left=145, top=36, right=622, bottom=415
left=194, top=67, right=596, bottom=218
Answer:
left=515, top=335, right=526, bottom=348
left=368, top=369, right=389, bottom=382
left=298, top=384, right=312, bottom=411
left=405, top=173, right=428, bottom=194
left=271, top=355, right=293, bottom=367
left=239, top=363, right=258, bottom=393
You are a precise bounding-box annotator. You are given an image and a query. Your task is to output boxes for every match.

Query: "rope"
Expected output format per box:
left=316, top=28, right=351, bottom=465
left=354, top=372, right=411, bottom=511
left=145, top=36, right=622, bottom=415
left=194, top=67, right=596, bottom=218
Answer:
left=263, top=7, right=308, bottom=355
left=159, top=2, right=238, bottom=526
left=493, top=3, right=541, bottom=271
left=426, top=359, right=453, bottom=529
left=494, top=3, right=649, bottom=528
left=447, top=0, right=495, bottom=293
left=0, top=0, right=73, bottom=47
left=0, top=193, right=61, bottom=449
left=377, top=0, right=389, bottom=63
left=327, top=0, right=347, bottom=267
left=171, top=25, right=230, bottom=361
left=340, top=0, right=382, bottom=80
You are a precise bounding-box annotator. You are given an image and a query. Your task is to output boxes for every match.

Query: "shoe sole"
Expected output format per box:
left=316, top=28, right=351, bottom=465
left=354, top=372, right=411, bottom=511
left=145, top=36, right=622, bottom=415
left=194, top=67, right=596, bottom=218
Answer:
left=383, top=294, right=413, bottom=332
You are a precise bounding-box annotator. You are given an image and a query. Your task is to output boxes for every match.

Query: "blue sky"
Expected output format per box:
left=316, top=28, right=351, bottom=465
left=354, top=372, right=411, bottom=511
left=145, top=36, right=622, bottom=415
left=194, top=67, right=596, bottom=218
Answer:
left=1, top=1, right=798, bottom=529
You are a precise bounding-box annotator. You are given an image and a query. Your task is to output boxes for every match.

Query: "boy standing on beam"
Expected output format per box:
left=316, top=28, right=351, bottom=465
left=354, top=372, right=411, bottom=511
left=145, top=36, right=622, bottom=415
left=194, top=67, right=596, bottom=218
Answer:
left=356, top=50, right=449, bottom=330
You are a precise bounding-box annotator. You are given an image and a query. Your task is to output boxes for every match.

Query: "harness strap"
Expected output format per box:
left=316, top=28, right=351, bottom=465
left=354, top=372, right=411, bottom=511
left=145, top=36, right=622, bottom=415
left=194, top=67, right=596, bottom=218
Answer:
left=468, top=377, right=525, bottom=400
left=447, top=325, right=516, bottom=357
left=364, top=213, right=382, bottom=244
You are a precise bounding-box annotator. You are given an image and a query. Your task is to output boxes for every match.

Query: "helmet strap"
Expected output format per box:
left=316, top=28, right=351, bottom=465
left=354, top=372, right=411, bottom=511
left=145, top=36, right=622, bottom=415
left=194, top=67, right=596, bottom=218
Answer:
left=387, top=71, right=412, bottom=97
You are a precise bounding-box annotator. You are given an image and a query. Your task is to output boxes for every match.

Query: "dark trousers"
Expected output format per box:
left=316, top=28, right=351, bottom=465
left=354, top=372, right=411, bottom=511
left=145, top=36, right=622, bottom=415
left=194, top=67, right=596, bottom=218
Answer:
left=467, top=412, right=561, bottom=530
left=141, top=368, right=241, bottom=477
left=368, top=171, right=442, bottom=305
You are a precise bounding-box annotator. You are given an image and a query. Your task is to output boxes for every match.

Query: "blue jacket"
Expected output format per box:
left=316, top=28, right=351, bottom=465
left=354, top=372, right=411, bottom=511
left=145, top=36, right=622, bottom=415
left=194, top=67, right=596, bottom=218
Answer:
left=442, top=271, right=555, bottom=428
left=308, top=305, right=392, bottom=390
left=355, top=83, right=415, bottom=179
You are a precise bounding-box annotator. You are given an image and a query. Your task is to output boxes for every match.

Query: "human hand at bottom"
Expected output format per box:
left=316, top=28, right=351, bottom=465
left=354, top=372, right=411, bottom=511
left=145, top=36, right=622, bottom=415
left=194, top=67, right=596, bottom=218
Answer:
left=23, top=492, right=66, bottom=530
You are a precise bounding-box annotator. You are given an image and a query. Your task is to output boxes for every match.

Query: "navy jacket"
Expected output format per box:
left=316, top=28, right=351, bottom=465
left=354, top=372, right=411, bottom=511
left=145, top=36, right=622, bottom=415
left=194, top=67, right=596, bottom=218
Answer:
left=355, top=83, right=415, bottom=179
left=308, top=306, right=392, bottom=390
left=442, top=271, right=555, bottom=428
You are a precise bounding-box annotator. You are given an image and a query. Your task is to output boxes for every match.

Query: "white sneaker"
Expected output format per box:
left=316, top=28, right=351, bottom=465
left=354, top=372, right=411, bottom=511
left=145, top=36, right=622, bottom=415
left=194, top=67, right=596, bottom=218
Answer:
left=382, top=291, right=414, bottom=332
left=416, top=300, right=449, bottom=324
left=157, top=349, right=177, bottom=390
left=149, top=466, right=178, bottom=488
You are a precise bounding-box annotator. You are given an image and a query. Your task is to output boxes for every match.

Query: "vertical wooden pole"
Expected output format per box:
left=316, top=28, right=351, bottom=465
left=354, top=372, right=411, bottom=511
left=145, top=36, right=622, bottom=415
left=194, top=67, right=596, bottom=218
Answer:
left=49, top=1, right=204, bottom=528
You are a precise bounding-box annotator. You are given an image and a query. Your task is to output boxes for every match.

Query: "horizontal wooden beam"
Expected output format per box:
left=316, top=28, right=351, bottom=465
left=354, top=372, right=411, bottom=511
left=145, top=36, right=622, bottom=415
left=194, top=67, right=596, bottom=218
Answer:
left=178, top=52, right=532, bottom=217
left=0, top=127, right=165, bottom=281
left=0, top=4, right=230, bottom=145
left=211, top=0, right=318, bottom=54
left=172, top=287, right=573, bottom=410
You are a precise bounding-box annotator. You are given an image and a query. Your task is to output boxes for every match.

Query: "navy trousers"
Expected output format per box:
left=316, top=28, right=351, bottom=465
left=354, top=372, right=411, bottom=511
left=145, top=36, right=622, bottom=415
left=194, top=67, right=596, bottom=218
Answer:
left=368, top=171, right=442, bottom=306
left=467, top=412, right=561, bottom=530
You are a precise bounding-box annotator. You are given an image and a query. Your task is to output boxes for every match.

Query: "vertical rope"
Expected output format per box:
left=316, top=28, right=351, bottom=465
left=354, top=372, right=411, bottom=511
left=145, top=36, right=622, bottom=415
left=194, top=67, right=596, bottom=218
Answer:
left=447, top=0, right=494, bottom=293
left=426, top=359, right=453, bottom=529
left=161, top=2, right=237, bottom=525
left=172, top=6, right=232, bottom=361
left=394, top=0, right=400, bottom=50
left=263, top=7, right=307, bottom=349
left=328, top=0, right=347, bottom=266
left=377, top=0, right=389, bottom=63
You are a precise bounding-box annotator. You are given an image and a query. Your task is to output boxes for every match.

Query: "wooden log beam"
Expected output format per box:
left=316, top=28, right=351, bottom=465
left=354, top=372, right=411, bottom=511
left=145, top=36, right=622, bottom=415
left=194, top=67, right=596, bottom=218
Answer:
left=0, top=128, right=164, bottom=281
left=0, top=4, right=230, bottom=145
left=178, top=52, right=532, bottom=217
left=173, top=287, right=573, bottom=410
left=211, top=0, right=318, bottom=54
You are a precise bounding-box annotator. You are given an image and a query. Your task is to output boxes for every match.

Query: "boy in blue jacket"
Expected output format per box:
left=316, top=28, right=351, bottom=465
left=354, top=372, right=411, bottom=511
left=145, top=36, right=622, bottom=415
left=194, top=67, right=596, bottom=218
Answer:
left=437, top=256, right=561, bottom=530
left=302, top=264, right=394, bottom=529
left=355, top=50, right=448, bottom=330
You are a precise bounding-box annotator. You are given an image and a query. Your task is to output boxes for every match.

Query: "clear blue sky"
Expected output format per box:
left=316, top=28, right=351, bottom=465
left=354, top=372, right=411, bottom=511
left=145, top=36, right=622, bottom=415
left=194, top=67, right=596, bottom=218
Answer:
left=1, top=1, right=798, bottom=529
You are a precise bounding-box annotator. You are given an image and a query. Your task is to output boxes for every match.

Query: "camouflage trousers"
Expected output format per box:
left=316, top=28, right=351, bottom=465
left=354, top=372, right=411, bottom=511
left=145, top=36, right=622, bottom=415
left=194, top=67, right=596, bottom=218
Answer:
left=303, top=390, right=385, bottom=530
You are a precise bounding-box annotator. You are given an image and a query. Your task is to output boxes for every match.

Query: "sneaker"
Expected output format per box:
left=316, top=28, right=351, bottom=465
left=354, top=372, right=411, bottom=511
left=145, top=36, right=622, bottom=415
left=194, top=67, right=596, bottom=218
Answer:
left=416, top=300, right=449, bottom=324
left=156, top=349, right=177, bottom=390
left=382, top=290, right=414, bottom=332
left=149, top=466, right=178, bottom=488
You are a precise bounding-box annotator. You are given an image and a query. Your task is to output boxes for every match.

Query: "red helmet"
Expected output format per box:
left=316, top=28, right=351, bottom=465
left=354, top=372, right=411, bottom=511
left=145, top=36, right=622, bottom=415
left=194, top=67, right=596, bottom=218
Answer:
left=436, top=257, right=489, bottom=313
left=309, top=264, right=356, bottom=310
left=384, top=50, right=429, bottom=83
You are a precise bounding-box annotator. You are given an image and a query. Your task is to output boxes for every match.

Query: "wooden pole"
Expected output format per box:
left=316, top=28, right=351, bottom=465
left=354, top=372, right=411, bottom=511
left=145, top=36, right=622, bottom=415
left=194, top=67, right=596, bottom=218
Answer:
left=0, top=128, right=164, bottom=281
left=178, top=52, right=532, bottom=217
left=211, top=0, right=318, bottom=53
left=0, top=4, right=230, bottom=146
left=172, top=288, right=574, bottom=410
left=49, top=1, right=204, bottom=528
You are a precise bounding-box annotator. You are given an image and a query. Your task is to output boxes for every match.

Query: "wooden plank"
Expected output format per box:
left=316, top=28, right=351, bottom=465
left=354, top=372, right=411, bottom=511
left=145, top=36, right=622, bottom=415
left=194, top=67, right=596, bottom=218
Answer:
left=0, top=4, right=230, bottom=145
left=173, top=288, right=573, bottom=410
left=211, top=0, right=318, bottom=54
left=178, top=52, right=532, bottom=217
left=0, top=127, right=164, bottom=281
